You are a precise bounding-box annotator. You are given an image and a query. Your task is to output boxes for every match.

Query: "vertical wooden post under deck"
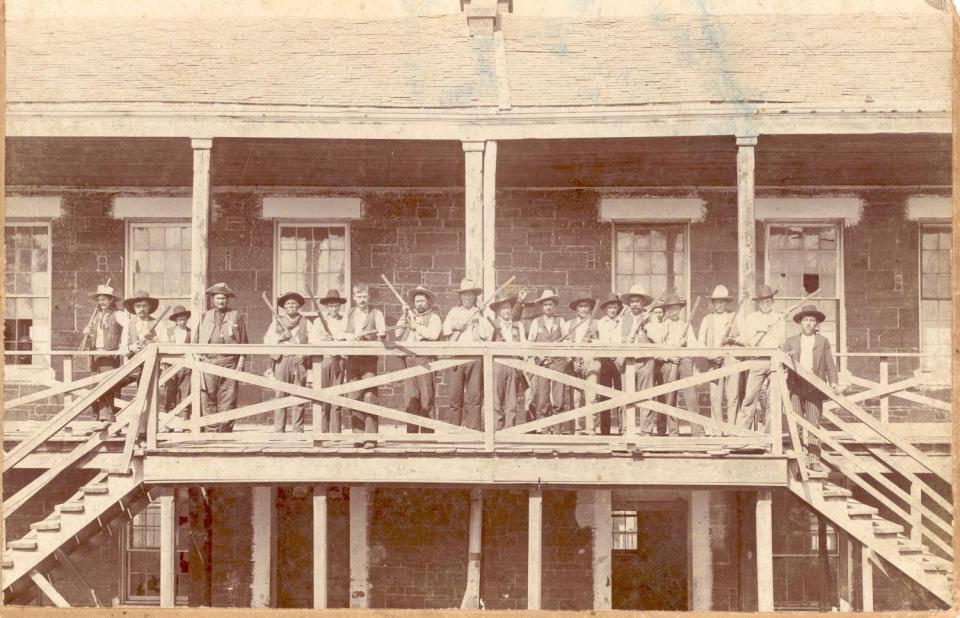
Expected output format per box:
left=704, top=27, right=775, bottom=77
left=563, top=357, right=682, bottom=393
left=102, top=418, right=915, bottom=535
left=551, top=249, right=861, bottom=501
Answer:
left=838, top=531, right=854, bottom=611
left=313, top=486, right=328, bottom=609
left=755, top=489, right=774, bottom=612
left=689, top=490, right=713, bottom=610
left=461, top=488, right=484, bottom=609
left=736, top=136, right=758, bottom=300
left=463, top=141, right=485, bottom=285
left=349, top=486, right=371, bottom=608
left=527, top=487, right=543, bottom=610
left=482, top=140, right=498, bottom=297
left=861, top=547, right=874, bottom=611
left=251, top=486, right=277, bottom=608
left=158, top=488, right=176, bottom=608
left=591, top=489, right=613, bottom=610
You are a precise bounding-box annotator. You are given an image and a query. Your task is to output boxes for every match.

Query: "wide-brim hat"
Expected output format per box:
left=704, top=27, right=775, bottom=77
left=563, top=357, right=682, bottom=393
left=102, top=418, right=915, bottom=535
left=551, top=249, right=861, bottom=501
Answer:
left=533, top=289, right=560, bottom=305
left=318, top=289, right=347, bottom=305
left=619, top=284, right=653, bottom=306
left=489, top=295, right=518, bottom=312
left=793, top=304, right=826, bottom=324
left=88, top=284, right=120, bottom=302
left=569, top=297, right=598, bottom=311
left=407, top=285, right=434, bottom=304
left=168, top=305, right=191, bottom=321
left=277, top=291, right=305, bottom=308
left=753, top=285, right=777, bottom=300
left=206, top=282, right=236, bottom=298
left=658, top=290, right=686, bottom=308
left=598, top=295, right=623, bottom=311
left=122, top=290, right=160, bottom=314
left=709, top=284, right=733, bottom=301
left=455, top=278, right=483, bottom=296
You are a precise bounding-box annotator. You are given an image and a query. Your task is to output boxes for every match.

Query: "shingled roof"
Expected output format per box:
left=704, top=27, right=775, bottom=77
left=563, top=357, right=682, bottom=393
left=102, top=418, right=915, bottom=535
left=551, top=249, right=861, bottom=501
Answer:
left=5, top=11, right=951, bottom=115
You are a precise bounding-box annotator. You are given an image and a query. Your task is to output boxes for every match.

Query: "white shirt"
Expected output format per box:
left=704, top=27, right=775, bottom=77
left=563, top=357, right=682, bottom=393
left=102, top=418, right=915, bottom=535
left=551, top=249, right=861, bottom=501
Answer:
left=799, top=333, right=816, bottom=371
left=698, top=312, right=735, bottom=348
left=443, top=305, right=484, bottom=343
left=662, top=318, right=697, bottom=348
left=119, top=315, right=157, bottom=356
left=738, top=310, right=786, bottom=348
left=596, top=316, right=622, bottom=344
left=350, top=308, right=386, bottom=337
left=309, top=313, right=346, bottom=342
left=169, top=326, right=190, bottom=344
left=498, top=319, right=525, bottom=343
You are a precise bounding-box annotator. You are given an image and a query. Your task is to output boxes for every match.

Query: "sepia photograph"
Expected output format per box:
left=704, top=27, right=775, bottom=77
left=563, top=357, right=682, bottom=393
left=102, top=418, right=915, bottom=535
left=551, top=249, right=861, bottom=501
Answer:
left=1, top=0, right=956, bottom=612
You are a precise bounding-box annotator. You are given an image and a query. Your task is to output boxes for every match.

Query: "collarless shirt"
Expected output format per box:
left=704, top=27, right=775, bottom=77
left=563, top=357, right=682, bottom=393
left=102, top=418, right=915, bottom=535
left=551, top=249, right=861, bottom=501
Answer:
left=799, top=333, right=816, bottom=370
left=443, top=305, right=483, bottom=343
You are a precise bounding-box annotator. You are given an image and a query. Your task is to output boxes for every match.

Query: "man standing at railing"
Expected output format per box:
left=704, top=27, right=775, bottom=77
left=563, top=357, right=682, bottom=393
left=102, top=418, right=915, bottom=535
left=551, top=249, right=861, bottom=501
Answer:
left=527, top=290, right=571, bottom=435
left=783, top=304, right=838, bottom=472
left=113, top=290, right=162, bottom=421
left=657, top=291, right=700, bottom=437
left=264, top=292, right=311, bottom=433
left=310, top=289, right=347, bottom=433
left=163, top=305, right=192, bottom=416
left=567, top=295, right=600, bottom=434
left=396, top=285, right=443, bottom=433
left=729, top=285, right=786, bottom=431
left=196, top=283, right=249, bottom=433
left=442, top=278, right=485, bottom=430
left=618, top=284, right=655, bottom=435
left=483, top=294, right=525, bottom=429
left=697, top=285, right=740, bottom=434
left=591, top=294, right=624, bottom=435
left=83, top=284, right=126, bottom=422
left=341, top=283, right=386, bottom=448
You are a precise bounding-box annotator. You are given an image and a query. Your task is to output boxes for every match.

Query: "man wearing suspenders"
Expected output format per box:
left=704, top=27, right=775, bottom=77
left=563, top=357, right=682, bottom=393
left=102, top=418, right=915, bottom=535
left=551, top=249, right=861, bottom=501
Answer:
left=341, top=283, right=386, bottom=447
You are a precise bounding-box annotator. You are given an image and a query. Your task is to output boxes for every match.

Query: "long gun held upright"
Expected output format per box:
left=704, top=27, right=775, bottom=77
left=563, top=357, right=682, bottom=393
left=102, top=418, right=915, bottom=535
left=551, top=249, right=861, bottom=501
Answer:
left=135, top=305, right=172, bottom=349
left=746, top=288, right=821, bottom=347
left=449, top=276, right=517, bottom=343
left=261, top=292, right=284, bottom=329
left=78, top=277, right=113, bottom=352
left=559, top=296, right=603, bottom=344
left=305, top=284, right=333, bottom=339
left=722, top=296, right=749, bottom=341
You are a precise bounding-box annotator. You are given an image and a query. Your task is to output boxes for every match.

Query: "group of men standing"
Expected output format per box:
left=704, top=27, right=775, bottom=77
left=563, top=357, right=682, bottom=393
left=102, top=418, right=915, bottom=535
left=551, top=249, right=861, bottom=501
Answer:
left=83, top=276, right=836, bottom=467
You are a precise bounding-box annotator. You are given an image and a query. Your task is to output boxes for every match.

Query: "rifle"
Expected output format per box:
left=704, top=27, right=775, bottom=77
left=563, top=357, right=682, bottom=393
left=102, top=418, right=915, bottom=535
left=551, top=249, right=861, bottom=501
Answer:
left=78, top=277, right=112, bottom=352
left=745, top=289, right=821, bottom=347
left=128, top=305, right=171, bottom=357
left=380, top=274, right=417, bottom=321
left=449, top=276, right=517, bottom=342
left=559, top=297, right=602, bottom=344
left=722, top=296, right=749, bottom=341
left=260, top=292, right=284, bottom=329
left=306, top=284, right=333, bottom=339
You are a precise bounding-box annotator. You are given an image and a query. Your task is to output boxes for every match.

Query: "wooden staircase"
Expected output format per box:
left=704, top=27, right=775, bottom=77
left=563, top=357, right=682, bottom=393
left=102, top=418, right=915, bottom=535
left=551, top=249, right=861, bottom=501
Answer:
left=787, top=472, right=954, bottom=607
left=2, top=459, right=148, bottom=601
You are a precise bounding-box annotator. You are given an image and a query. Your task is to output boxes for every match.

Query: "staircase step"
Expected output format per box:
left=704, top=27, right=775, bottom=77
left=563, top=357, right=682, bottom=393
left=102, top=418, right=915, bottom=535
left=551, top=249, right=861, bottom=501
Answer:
left=30, top=519, right=61, bottom=532
left=897, top=543, right=925, bottom=555
left=822, top=485, right=852, bottom=499
left=872, top=520, right=904, bottom=536
left=58, top=502, right=85, bottom=514
left=847, top=503, right=878, bottom=519
left=8, top=539, right=38, bottom=551
left=80, top=483, right=110, bottom=495
left=2, top=558, right=13, bottom=569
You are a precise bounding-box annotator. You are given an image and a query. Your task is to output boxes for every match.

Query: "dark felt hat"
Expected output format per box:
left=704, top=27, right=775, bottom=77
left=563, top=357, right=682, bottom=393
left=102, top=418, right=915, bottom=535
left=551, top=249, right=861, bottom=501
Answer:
left=122, top=290, right=160, bottom=314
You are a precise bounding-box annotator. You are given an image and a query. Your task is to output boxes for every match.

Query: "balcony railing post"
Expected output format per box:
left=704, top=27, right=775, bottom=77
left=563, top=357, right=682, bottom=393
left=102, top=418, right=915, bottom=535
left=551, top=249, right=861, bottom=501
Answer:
left=483, top=349, right=495, bottom=452
left=623, top=359, right=637, bottom=436
left=769, top=355, right=783, bottom=456
left=190, top=354, right=202, bottom=433
left=146, top=349, right=160, bottom=450
left=879, top=355, right=889, bottom=424
left=62, top=355, right=74, bottom=407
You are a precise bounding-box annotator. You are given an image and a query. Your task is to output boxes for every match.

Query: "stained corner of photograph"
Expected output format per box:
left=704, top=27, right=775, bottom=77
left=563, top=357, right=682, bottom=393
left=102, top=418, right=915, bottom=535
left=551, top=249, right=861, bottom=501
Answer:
left=2, top=0, right=955, bottom=613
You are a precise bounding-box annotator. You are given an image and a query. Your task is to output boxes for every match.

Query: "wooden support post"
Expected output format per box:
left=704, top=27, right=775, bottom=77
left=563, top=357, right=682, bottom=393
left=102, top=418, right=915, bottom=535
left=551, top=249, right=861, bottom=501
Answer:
left=755, top=490, right=773, bottom=612
left=838, top=531, right=853, bottom=611
left=909, top=482, right=923, bottom=544
left=190, top=138, right=212, bottom=324
left=482, top=140, right=498, bottom=297
left=54, top=548, right=100, bottom=607
left=817, top=514, right=832, bottom=611
left=527, top=486, right=543, bottom=610
left=188, top=487, right=212, bottom=607
left=879, top=356, right=889, bottom=424
left=736, top=136, right=758, bottom=299
left=483, top=352, right=495, bottom=451
left=768, top=360, right=783, bottom=456
left=861, top=547, right=874, bottom=611
left=145, top=356, right=160, bottom=450
left=158, top=488, right=177, bottom=608
left=461, top=488, right=484, bottom=609
left=313, top=486, right=328, bottom=609
left=623, top=359, right=637, bottom=435
left=689, top=490, right=713, bottom=610
left=30, top=570, right=70, bottom=607
left=251, top=486, right=277, bottom=608
left=63, top=356, right=74, bottom=407
left=591, top=489, right=612, bottom=610
left=463, top=141, right=485, bottom=284
left=349, top=486, right=370, bottom=609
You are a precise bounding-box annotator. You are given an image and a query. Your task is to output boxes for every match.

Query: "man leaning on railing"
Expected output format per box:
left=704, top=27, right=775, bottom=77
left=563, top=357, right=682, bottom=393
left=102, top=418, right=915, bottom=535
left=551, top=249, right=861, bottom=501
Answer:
left=195, top=282, right=248, bottom=433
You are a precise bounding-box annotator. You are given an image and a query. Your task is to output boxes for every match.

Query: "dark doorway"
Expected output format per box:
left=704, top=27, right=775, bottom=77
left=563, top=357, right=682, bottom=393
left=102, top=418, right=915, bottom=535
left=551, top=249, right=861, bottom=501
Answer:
left=612, top=504, right=688, bottom=610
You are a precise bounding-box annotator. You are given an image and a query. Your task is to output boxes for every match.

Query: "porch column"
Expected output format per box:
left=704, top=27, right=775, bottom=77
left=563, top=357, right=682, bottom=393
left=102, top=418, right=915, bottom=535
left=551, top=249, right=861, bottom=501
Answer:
left=736, top=136, right=758, bottom=299
left=251, top=486, right=277, bottom=608
left=313, top=486, right=328, bottom=609
left=350, top=486, right=371, bottom=608
left=190, top=138, right=212, bottom=321
left=158, top=488, right=176, bottom=608
left=463, top=141, right=485, bottom=285
left=755, top=490, right=774, bottom=612
left=482, top=140, right=498, bottom=296
left=860, top=546, right=874, bottom=611
left=461, top=488, right=484, bottom=609
left=689, top=490, right=713, bottom=610
left=590, top=490, right=612, bottom=610
left=527, top=487, right=543, bottom=610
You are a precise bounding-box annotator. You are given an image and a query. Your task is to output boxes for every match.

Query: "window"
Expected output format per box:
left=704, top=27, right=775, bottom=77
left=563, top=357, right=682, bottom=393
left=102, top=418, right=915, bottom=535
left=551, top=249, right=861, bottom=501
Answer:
left=765, top=223, right=842, bottom=349
left=4, top=224, right=51, bottom=367
left=614, top=224, right=688, bottom=300
left=127, top=222, right=192, bottom=309
left=920, top=224, right=951, bottom=380
left=612, top=510, right=638, bottom=550
left=274, top=223, right=350, bottom=311
left=772, top=493, right=840, bottom=611
left=122, top=501, right=189, bottom=604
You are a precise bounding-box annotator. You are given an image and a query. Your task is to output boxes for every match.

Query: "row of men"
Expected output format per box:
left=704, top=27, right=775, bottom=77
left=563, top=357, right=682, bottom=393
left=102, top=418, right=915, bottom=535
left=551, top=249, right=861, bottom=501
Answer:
left=82, top=278, right=836, bottom=465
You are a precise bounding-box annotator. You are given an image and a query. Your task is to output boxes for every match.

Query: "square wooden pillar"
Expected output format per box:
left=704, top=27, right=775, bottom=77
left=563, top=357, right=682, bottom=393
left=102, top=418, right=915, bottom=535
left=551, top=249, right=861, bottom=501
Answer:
left=527, top=487, right=543, bottom=610
left=590, top=490, right=612, bottom=610
left=190, top=138, right=212, bottom=322
left=462, top=140, right=498, bottom=297
left=313, top=486, right=328, bottom=609
left=755, top=489, right=774, bottom=612
left=689, top=490, right=713, bottom=610
left=736, top=135, right=758, bottom=300
left=251, top=486, right=277, bottom=608
left=349, top=486, right=370, bottom=608
left=158, top=488, right=177, bottom=608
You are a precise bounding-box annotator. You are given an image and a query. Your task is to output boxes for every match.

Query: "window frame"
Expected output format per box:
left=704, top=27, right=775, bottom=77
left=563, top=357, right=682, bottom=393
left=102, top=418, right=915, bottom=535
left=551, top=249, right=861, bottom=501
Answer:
left=917, top=220, right=952, bottom=385
left=4, top=220, right=53, bottom=379
left=272, top=220, right=352, bottom=316
left=124, top=219, right=193, bottom=310
left=762, top=219, right=847, bottom=360
left=118, top=501, right=189, bottom=606
left=609, top=220, right=692, bottom=307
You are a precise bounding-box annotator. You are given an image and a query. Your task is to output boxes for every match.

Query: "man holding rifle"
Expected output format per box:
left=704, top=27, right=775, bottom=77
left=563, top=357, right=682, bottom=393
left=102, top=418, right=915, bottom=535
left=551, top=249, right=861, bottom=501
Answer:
left=527, top=289, right=570, bottom=435
left=309, top=289, right=348, bottom=433
left=82, top=283, right=126, bottom=422
left=657, top=290, right=699, bottom=436
left=697, top=284, right=741, bottom=433
left=341, top=283, right=386, bottom=446
left=565, top=295, right=600, bottom=434
left=110, top=290, right=169, bottom=423
left=618, top=284, right=656, bottom=435
left=196, top=283, right=248, bottom=433
left=394, top=285, right=443, bottom=433
left=442, top=278, right=486, bottom=430
left=263, top=291, right=310, bottom=433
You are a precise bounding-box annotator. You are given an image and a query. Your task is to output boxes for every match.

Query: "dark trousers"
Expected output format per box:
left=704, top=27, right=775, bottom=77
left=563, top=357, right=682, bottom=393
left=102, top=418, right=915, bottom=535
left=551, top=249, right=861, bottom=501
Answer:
left=594, top=358, right=621, bottom=435
left=272, top=356, right=307, bottom=433
left=493, top=364, right=519, bottom=429
left=788, top=375, right=824, bottom=457
left=659, top=358, right=700, bottom=436
left=315, top=356, right=343, bottom=433
left=344, top=356, right=380, bottom=434
left=90, top=355, right=121, bottom=421
left=201, top=355, right=239, bottom=433
left=633, top=358, right=658, bottom=435
left=402, top=356, right=436, bottom=433
left=164, top=367, right=191, bottom=413
left=533, top=358, right=571, bottom=434
left=447, top=360, right=482, bottom=430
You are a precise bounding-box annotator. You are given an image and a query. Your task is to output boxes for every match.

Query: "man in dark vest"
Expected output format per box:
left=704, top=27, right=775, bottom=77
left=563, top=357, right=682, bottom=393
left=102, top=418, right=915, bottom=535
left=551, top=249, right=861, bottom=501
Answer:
left=618, top=284, right=656, bottom=435
left=114, top=290, right=162, bottom=413
left=783, top=304, right=839, bottom=472
left=341, top=283, right=386, bottom=448
left=163, top=305, right=192, bottom=415
left=310, top=289, right=348, bottom=433
left=484, top=294, right=525, bottom=429
left=396, top=285, right=443, bottom=433
left=196, top=283, right=248, bottom=433
left=442, top=278, right=485, bottom=430
left=264, top=291, right=310, bottom=433
left=526, top=289, right=571, bottom=434
left=83, top=284, right=126, bottom=422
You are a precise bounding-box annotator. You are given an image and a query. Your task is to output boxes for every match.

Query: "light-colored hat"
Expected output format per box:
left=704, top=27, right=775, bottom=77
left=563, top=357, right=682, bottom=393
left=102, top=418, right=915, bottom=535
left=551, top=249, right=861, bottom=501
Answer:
left=318, top=289, right=347, bottom=305
left=568, top=296, right=598, bottom=311
left=206, top=282, right=236, bottom=297
left=753, top=285, right=778, bottom=300
left=277, top=291, right=305, bottom=307
left=533, top=289, right=560, bottom=304
left=455, top=278, right=483, bottom=295
left=88, top=284, right=120, bottom=302
left=122, top=290, right=160, bottom=314
left=659, top=290, right=686, bottom=308
left=792, top=304, right=826, bottom=324
left=168, top=305, right=191, bottom=321
left=709, top=285, right=733, bottom=301
left=619, top=284, right=653, bottom=306
left=407, top=285, right=434, bottom=304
